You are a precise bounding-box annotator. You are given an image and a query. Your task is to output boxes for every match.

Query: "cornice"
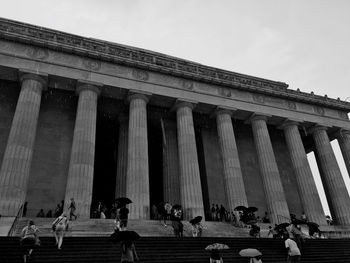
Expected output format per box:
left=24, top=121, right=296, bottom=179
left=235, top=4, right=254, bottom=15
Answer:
left=1, top=17, right=350, bottom=111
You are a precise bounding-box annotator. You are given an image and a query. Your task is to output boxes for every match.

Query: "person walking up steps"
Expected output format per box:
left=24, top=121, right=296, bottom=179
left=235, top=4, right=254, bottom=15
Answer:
left=68, top=198, right=77, bottom=220
left=52, top=213, right=69, bottom=250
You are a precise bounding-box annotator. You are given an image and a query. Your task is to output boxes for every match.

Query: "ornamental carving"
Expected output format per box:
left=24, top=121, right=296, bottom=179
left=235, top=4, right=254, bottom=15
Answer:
left=182, top=81, right=194, bottom=90
left=313, top=106, right=325, bottom=116
left=252, top=94, right=265, bottom=104
left=218, top=87, right=231, bottom=97
left=132, top=69, right=149, bottom=81
left=82, top=59, right=101, bottom=71
left=286, top=101, right=297, bottom=110
left=26, top=47, right=49, bottom=60
left=338, top=111, right=348, bottom=119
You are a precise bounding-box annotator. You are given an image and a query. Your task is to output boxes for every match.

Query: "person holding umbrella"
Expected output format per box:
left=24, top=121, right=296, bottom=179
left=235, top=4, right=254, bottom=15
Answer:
left=114, top=230, right=140, bottom=263
left=239, top=248, right=263, bottom=263
left=190, top=216, right=204, bottom=237
left=116, top=197, right=132, bottom=231
left=205, top=243, right=229, bottom=263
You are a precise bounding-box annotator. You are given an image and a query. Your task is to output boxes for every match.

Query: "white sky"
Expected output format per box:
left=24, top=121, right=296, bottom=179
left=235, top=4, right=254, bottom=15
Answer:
left=1, top=0, right=349, bottom=217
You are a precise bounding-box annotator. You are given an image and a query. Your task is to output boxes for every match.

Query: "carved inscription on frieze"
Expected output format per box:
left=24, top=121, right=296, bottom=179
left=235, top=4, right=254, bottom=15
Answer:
left=313, top=106, right=325, bottom=116
left=82, top=59, right=101, bottom=71
left=26, top=47, right=49, bottom=60
left=286, top=101, right=297, bottom=110
left=338, top=111, right=349, bottom=119
left=182, top=80, right=194, bottom=90
left=252, top=94, right=265, bottom=104
left=218, top=87, right=231, bottom=97
left=132, top=69, right=149, bottom=81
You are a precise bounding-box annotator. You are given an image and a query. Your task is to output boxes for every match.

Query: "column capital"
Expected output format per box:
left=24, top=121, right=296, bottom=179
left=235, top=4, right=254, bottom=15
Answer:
left=213, top=106, right=237, bottom=118
left=309, top=124, right=329, bottom=135
left=127, top=90, right=151, bottom=103
left=334, top=128, right=350, bottom=138
left=245, top=112, right=272, bottom=124
left=76, top=80, right=102, bottom=96
left=278, top=119, right=303, bottom=130
left=172, top=99, right=197, bottom=112
left=19, top=69, right=48, bottom=90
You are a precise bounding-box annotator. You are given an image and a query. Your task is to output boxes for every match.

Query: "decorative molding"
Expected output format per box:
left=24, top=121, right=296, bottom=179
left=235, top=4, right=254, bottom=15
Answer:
left=1, top=18, right=350, bottom=111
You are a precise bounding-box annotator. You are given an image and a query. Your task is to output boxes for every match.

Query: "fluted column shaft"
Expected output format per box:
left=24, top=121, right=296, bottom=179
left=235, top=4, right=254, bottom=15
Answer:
left=336, top=130, right=350, bottom=177
left=216, top=110, right=248, bottom=212
left=162, top=120, right=181, bottom=205
left=0, top=72, right=46, bottom=216
left=64, top=81, right=101, bottom=219
left=250, top=115, right=290, bottom=224
left=115, top=115, right=128, bottom=198
left=126, top=94, right=149, bottom=219
left=282, top=122, right=326, bottom=225
left=311, top=126, right=350, bottom=225
left=176, top=101, right=204, bottom=220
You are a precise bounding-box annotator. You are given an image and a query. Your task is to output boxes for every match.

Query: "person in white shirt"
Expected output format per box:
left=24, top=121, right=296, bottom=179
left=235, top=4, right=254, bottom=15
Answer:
left=285, top=237, right=301, bottom=263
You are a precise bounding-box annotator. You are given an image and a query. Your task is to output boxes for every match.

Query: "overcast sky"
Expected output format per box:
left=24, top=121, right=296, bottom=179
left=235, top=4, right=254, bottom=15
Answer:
left=1, top=0, right=349, bottom=216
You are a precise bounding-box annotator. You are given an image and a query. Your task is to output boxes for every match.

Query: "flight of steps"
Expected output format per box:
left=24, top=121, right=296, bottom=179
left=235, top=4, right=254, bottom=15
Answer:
left=11, top=218, right=251, bottom=237
left=1, top=236, right=350, bottom=263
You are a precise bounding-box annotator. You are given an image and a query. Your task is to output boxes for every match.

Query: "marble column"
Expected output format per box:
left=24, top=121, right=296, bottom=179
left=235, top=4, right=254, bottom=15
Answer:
left=335, top=129, right=350, bottom=177
left=115, top=114, right=128, bottom=198
left=282, top=121, right=326, bottom=225
left=126, top=93, right=150, bottom=219
left=175, top=101, right=204, bottom=220
left=162, top=119, right=181, bottom=205
left=250, top=114, right=290, bottom=224
left=64, top=80, right=101, bottom=219
left=215, top=109, right=248, bottom=213
left=0, top=70, right=47, bottom=216
left=311, top=125, right=350, bottom=225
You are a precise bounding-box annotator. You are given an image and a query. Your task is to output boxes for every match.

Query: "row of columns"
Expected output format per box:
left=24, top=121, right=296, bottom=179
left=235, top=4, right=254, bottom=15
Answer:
left=0, top=72, right=350, bottom=225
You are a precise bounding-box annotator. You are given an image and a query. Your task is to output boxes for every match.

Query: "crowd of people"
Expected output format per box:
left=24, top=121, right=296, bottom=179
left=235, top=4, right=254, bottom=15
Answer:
left=20, top=199, right=331, bottom=263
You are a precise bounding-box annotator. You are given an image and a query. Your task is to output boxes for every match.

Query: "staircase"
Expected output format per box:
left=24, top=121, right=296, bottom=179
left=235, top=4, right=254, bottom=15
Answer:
left=1, top=236, right=350, bottom=263
left=11, top=218, right=251, bottom=237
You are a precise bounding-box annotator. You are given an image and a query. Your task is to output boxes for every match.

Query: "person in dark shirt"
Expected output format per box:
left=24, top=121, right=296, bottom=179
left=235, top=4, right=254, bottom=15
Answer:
left=119, top=205, right=129, bottom=230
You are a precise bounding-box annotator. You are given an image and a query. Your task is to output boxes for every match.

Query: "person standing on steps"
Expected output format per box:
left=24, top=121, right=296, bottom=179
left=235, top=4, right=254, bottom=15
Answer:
left=20, top=220, right=40, bottom=263
left=52, top=213, right=69, bottom=250
left=120, top=240, right=139, bottom=263
left=285, top=236, right=301, bottom=263
left=68, top=198, right=77, bottom=220
left=119, top=204, right=129, bottom=231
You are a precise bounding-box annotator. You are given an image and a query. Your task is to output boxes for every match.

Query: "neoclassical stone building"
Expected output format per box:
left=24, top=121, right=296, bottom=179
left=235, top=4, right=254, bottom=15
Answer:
left=0, top=18, right=349, bottom=226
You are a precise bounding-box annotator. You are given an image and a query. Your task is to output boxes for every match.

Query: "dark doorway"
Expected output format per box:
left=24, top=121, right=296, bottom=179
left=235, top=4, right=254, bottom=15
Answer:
left=148, top=119, right=164, bottom=211
left=92, top=111, right=118, bottom=217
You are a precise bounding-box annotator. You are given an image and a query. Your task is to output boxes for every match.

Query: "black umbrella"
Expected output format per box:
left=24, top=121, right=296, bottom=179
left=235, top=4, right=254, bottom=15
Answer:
left=246, top=207, right=258, bottom=213
left=190, top=216, right=203, bottom=225
left=234, top=206, right=247, bottom=211
left=113, top=230, right=140, bottom=242
left=115, top=197, right=132, bottom=208
left=275, top=222, right=290, bottom=229
left=172, top=204, right=182, bottom=210
left=307, top=222, right=319, bottom=228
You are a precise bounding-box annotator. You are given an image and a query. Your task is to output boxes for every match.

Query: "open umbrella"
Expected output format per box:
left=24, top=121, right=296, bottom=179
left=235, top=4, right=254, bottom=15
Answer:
left=239, top=248, right=262, bottom=257
left=307, top=222, right=319, bottom=228
left=246, top=207, right=258, bottom=213
left=189, top=216, right=202, bottom=225
left=234, top=205, right=247, bottom=211
left=113, top=230, right=140, bottom=242
left=205, top=243, right=229, bottom=250
left=275, top=222, right=290, bottom=229
left=115, top=197, right=132, bottom=208
left=172, top=204, right=182, bottom=210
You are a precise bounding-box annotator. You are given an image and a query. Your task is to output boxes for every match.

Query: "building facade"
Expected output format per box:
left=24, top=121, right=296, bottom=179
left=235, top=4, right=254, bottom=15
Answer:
left=0, top=18, right=350, bottom=225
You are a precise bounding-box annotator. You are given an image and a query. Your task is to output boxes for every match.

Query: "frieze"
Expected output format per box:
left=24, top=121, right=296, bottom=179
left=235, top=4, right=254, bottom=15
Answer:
left=338, top=111, right=349, bottom=120
left=26, top=47, right=49, bottom=60
left=82, top=59, right=101, bottom=71
left=1, top=18, right=350, bottom=111
left=132, top=69, right=149, bottom=81
left=286, top=101, right=297, bottom=110
left=218, top=87, right=231, bottom=97
left=313, top=106, right=325, bottom=116
left=182, top=80, right=194, bottom=90
left=252, top=94, right=265, bottom=104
